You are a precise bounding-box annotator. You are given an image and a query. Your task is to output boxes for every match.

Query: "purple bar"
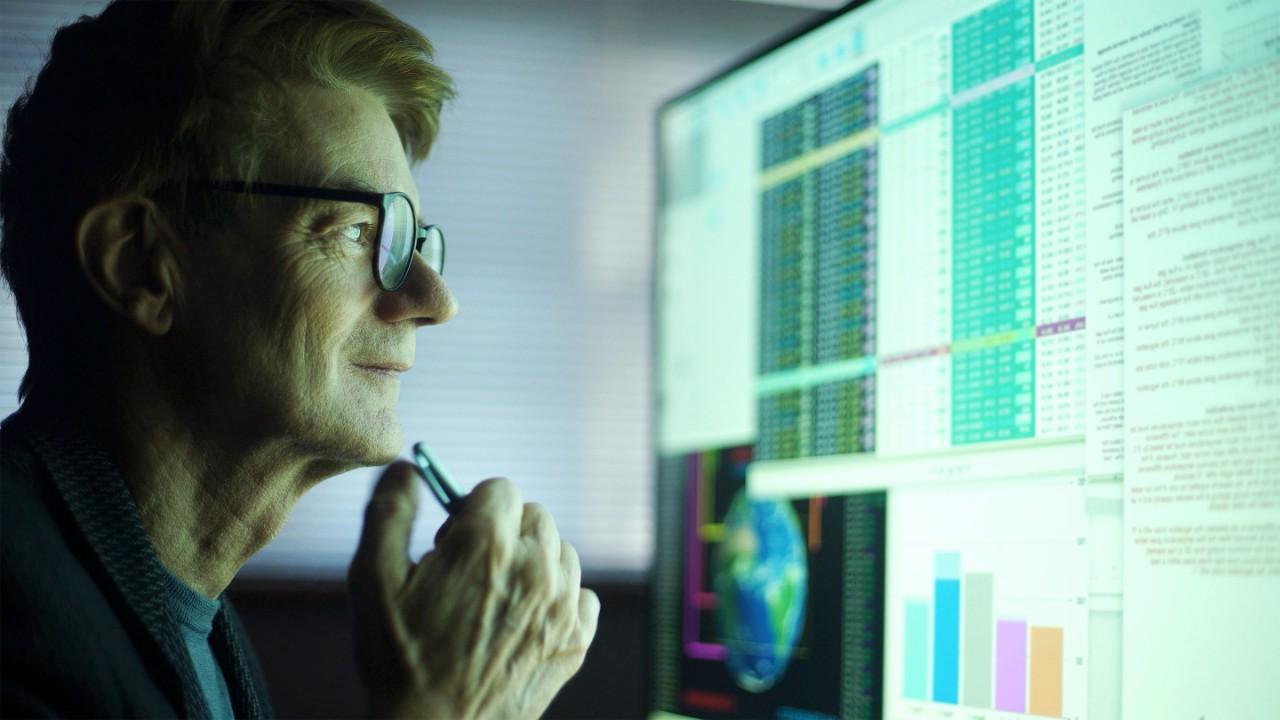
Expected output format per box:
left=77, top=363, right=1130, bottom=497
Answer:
left=1035, top=316, right=1086, bottom=337
left=682, top=453, right=727, bottom=661
left=995, top=619, right=1028, bottom=712
left=685, top=642, right=727, bottom=661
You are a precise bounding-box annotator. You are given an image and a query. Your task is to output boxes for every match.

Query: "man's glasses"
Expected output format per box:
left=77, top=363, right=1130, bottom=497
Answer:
left=191, top=180, right=444, bottom=292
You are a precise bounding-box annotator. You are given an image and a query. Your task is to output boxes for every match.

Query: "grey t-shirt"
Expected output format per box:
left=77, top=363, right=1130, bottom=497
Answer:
left=159, top=567, right=235, bottom=720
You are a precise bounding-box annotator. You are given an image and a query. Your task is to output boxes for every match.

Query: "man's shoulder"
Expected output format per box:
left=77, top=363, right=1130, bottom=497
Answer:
left=1, top=415, right=176, bottom=717
left=1, top=417, right=80, bottom=581
left=1, top=415, right=85, bottom=580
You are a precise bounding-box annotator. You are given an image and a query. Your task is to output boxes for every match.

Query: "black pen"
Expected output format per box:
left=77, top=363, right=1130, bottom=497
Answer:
left=412, top=441, right=465, bottom=515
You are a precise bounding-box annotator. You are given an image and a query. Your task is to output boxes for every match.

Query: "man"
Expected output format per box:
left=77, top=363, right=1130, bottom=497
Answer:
left=0, top=1, right=599, bottom=718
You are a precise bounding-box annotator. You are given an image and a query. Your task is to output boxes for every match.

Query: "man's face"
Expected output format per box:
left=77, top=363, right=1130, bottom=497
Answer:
left=177, top=83, right=456, bottom=473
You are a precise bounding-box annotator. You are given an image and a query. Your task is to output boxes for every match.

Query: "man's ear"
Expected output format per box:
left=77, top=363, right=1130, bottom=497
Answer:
left=74, top=197, right=178, bottom=336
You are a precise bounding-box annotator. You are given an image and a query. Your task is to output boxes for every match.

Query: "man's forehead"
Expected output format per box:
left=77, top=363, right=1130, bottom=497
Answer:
left=322, top=170, right=392, bottom=196
left=276, top=84, right=421, bottom=205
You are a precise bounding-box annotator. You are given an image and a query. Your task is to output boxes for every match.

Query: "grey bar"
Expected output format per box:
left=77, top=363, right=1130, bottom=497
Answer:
left=963, top=572, right=995, bottom=708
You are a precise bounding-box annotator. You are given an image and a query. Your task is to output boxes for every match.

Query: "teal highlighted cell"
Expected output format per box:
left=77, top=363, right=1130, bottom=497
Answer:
left=882, top=100, right=948, bottom=135
left=951, top=29, right=1036, bottom=445
left=1035, top=43, right=1084, bottom=72
left=952, top=0, right=1034, bottom=93
left=952, top=342, right=1036, bottom=444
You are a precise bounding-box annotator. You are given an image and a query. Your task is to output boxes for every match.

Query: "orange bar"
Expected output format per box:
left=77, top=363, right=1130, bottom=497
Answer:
left=807, top=497, right=824, bottom=550
left=1029, top=626, right=1063, bottom=716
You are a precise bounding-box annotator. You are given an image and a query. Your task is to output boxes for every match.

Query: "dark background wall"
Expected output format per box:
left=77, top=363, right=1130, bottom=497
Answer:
left=227, top=579, right=648, bottom=719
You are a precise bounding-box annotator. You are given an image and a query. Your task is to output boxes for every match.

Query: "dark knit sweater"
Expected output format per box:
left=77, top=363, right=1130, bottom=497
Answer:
left=1, top=401, right=272, bottom=719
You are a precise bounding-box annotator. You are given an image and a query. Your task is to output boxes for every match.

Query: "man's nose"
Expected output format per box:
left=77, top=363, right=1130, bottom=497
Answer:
left=379, top=251, right=458, bottom=326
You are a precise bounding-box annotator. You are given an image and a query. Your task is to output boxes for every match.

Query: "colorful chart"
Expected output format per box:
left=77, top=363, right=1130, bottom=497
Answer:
left=884, top=477, right=1088, bottom=719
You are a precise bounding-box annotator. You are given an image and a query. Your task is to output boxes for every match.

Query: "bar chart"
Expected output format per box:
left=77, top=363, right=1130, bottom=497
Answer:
left=884, top=476, right=1087, bottom=719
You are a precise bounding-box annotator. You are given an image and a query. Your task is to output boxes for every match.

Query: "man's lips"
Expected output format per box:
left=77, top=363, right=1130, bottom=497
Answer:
left=354, top=362, right=412, bottom=374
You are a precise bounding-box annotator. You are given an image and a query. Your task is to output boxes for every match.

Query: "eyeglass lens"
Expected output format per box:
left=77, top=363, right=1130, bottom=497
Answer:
left=377, top=195, right=443, bottom=289
left=378, top=195, right=414, bottom=288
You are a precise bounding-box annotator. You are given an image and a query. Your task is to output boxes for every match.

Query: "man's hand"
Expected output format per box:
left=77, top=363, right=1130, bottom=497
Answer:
left=349, top=462, right=600, bottom=719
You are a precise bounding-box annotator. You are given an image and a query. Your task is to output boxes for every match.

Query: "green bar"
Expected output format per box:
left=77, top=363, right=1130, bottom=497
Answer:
left=757, top=356, right=877, bottom=396
left=963, top=573, right=995, bottom=708
left=1035, top=43, right=1083, bottom=72
left=882, top=100, right=949, bottom=135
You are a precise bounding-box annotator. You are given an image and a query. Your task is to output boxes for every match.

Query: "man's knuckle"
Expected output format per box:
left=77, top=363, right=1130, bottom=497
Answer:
left=560, top=539, right=580, bottom=566
left=476, top=476, right=517, bottom=502
left=367, top=494, right=410, bottom=521
left=558, top=591, right=581, bottom=624
left=514, top=549, right=555, bottom=601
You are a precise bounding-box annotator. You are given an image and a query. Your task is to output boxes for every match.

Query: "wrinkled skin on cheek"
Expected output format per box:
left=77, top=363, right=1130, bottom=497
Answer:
left=178, top=214, right=403, bottom=469
left=266, top=230, right=404, bottom=464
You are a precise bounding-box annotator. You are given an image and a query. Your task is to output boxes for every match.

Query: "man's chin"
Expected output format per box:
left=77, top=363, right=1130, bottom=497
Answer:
left=363, top=443, right=402, bottom=467
left=315, top=434, right=400, bottom=478
left=353, top=411, right=403, bottom=465
left=310, top=405, right=403, bottom=467
left=372, top=409, right=405, bottom=461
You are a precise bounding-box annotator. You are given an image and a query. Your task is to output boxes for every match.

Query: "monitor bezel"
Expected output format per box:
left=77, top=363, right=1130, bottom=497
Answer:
left=658, top=0, right=876, bottom=115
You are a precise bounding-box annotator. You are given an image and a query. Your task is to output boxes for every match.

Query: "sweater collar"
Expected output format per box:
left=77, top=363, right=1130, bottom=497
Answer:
left=4, top=399, right=271, bottom=719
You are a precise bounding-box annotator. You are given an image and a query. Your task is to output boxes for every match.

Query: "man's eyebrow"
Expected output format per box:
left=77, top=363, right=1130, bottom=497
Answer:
left=323, top=175, right=382, bottom=194
left=317, top=174, right=425, bottom=225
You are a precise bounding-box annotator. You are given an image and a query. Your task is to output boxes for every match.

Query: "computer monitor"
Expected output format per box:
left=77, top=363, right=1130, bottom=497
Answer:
left=650, top=0, right=1280, bottom=717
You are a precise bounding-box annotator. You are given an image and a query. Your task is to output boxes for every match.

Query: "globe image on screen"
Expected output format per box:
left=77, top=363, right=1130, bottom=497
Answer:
left=712, top=490, right=808, bottom=693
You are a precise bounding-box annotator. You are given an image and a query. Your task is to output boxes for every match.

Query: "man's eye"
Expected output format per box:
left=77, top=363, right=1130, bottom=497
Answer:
left=338, top=223, right=373, bottom=245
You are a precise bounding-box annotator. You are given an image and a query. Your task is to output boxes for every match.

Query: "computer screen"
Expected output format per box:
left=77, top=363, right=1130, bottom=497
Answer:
left=650, top=0, right=1280, bottom=717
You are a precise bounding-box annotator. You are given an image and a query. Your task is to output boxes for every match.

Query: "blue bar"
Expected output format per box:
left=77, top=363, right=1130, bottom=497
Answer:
left=933, top=553, right=962, bottom=703
left=904, top=600, right=930, bottom=700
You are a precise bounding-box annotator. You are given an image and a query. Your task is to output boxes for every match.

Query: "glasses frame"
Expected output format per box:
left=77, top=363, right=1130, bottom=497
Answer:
left=189, top=180, right=443, bottom=291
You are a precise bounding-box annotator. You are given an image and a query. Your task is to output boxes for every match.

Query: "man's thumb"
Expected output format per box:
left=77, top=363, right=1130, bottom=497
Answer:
left=350, top=460, right=421, bottom=593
